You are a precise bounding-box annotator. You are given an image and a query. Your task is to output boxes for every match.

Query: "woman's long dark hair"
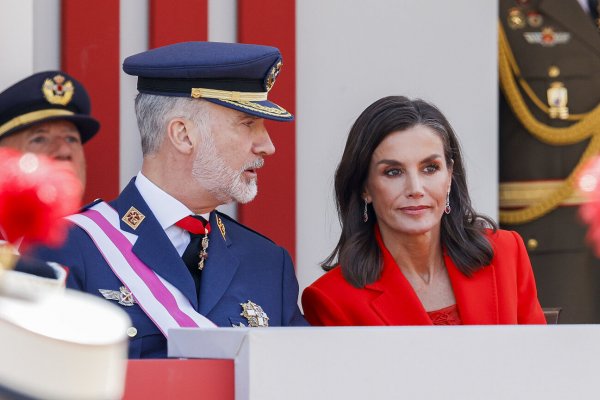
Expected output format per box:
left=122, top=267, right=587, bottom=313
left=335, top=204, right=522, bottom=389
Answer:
left=322, top=96, right=497, bottom=287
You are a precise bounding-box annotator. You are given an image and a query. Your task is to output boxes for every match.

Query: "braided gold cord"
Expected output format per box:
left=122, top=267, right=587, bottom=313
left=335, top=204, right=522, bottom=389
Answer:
left=499, top=133, right=600, bottom=224
left=498, top=23, right=600, bottom=145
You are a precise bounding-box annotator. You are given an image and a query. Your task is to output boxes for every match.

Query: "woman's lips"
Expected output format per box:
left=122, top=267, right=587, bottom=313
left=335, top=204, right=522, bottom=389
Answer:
left=399, top=205, right=430, bottom=215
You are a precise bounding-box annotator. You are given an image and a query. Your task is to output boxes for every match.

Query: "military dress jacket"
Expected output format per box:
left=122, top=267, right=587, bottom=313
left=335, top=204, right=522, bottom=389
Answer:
left=34, top=178, right=307, bottom=358
left=302, top=229, right=546, bottom=326
left=499, top=0, right=600, bottom=322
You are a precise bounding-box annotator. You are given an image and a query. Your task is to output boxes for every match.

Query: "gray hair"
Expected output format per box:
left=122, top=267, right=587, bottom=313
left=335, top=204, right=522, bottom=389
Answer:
left=134, top=93, right=211, bottom=155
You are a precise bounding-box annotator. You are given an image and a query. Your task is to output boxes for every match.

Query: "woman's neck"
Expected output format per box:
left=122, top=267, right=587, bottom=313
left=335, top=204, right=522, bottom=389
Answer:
left=380, top=227, right=444, bottom=285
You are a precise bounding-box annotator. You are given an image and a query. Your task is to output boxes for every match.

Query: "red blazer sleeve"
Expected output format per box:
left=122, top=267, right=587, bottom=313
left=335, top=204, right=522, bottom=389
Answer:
left=302, top=284, right=353, bottom=326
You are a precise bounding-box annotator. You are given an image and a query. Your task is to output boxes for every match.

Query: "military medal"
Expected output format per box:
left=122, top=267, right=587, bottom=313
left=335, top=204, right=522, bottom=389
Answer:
left=508, top=8, right=526, bottom=29
left=198, top=227, right=210, bottom=270
left=526, top=11, right=542, bottom=28
left=547, top=82, right=569, bottom=119
left=240, top=300, right=269, bottom=327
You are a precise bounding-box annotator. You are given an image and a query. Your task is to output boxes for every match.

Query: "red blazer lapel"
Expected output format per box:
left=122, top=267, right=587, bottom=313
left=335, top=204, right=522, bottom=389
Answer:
left=367, top=229, right=432, bottom=325
left=445, top=252, right=499, bottom=324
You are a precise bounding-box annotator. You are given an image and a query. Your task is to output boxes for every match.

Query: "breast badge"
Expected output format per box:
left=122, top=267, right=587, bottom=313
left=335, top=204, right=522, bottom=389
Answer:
left=240, top=300, right=269, bottom=327
left=122, top=206, right=145, bottom=230
left=524, top=27, right=571, bottom=47
left=99, top=286, right=136, bottom=307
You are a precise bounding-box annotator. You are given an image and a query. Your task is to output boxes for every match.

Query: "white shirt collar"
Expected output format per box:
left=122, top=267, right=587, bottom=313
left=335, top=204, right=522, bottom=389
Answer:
left=134, top=172, right=209, bottom=229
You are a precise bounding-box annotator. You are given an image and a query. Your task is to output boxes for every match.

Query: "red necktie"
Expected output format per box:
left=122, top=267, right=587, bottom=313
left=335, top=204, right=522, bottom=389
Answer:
left=176, top=215, right=211, bottom=296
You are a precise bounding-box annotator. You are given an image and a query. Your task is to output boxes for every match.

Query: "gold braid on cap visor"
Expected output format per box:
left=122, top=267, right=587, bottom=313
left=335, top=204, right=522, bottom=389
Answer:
left=0, top=109, right=75, bottom=137
left=190, top=88, right=268, bottom=102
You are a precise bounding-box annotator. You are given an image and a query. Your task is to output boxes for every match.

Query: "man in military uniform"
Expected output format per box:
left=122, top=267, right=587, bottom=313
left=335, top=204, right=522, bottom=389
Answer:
left=0, top=71, right=100, bottom=190
left=499, top=0, right=600, bottom=322
left=34, top=42, right=307, bottom=359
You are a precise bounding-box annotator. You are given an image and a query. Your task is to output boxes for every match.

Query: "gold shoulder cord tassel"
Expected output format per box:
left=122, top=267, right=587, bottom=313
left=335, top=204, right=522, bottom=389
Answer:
left=498, top=22, right=600, bottom=225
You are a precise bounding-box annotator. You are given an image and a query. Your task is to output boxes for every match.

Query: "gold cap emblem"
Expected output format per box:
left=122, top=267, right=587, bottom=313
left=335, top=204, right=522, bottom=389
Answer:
left=122, top=206, right=146, bottom=230
left=265, top=60, right=283, bottom=92
left=42, top=75, right=75, bottom=106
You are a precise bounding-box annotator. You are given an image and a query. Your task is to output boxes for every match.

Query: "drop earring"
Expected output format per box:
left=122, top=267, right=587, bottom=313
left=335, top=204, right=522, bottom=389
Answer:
left=444, top=192, right=451, bottom=215
left=363, top=199, right=369, bottom=222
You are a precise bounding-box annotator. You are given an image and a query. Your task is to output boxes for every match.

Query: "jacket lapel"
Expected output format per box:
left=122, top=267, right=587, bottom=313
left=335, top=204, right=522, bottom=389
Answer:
left=539, top=0, right=600, bottom=56
left=113, top=179, right=198, bottom=309
left=198, top=212, right=240, bottom=315
left=445, top=252, right=499, bottom=324
left=367, top=230, right=432, bottom=325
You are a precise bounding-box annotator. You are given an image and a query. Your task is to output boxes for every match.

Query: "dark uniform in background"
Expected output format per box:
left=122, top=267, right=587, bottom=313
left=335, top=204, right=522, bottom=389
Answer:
left=499, top=0, right=600, bottom=322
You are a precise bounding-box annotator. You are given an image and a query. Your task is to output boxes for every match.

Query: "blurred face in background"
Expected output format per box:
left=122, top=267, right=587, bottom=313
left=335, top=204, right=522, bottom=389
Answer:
left=0, top=120, right=86, bottom=189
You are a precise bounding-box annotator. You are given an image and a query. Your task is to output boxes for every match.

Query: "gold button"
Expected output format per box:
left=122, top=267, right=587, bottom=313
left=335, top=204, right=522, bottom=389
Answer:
left=548, top=66, right=560, bottom=78
left=126, top=327, right=138, bottom=338
left=527, top=238, right=539, bottom=251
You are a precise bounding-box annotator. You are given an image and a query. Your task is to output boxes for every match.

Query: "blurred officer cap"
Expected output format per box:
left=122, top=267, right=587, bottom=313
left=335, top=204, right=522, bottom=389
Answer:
left=0, top=71, right=100, bottom=143
left=123, top=41, right=293, bottom=121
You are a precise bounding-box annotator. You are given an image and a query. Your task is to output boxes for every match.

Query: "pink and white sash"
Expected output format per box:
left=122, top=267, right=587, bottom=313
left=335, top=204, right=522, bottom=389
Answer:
left=66, top=201, right=216, bottom=337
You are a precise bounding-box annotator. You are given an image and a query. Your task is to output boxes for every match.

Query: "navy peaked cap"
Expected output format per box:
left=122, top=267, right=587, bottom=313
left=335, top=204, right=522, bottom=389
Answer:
left=123, top=41, right=293, bottom=121
left=0, top=71, right=99, bottom=143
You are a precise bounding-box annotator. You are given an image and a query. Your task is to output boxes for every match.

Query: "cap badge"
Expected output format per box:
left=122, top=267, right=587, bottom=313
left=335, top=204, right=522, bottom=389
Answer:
left=240, top=300, right=269, bottom=327
left=265, top=60, right=283, bottom=92
left=42, top=75, right=75, bottom=106
left=122, top=206, right=145, bottom=230
left=99, top=286, right=136, bottom=306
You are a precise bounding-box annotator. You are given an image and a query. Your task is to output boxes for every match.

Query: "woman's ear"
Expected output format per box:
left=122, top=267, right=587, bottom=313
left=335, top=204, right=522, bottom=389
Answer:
left=166, top=118, right=194, bottom=155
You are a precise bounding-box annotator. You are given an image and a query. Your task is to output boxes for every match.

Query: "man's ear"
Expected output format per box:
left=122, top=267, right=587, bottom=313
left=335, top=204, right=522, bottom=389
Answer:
left=166, top=118, right=194, bottom=155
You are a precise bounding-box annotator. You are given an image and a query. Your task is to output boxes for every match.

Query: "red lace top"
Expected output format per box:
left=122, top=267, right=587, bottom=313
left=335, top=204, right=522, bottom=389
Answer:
left=427, top=304, right=462, bottom=325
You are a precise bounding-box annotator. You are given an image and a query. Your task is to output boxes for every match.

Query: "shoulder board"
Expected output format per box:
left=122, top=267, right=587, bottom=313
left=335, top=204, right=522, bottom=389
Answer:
left=80, top=198, right=104, bottom=212
left=216, top=211, right=275, bottom=244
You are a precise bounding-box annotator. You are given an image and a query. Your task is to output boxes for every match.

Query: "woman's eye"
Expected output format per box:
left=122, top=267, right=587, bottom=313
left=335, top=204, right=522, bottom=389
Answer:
left=384, top=168, right=401, bottom=176
left=424, top=164, right=440, bottom=173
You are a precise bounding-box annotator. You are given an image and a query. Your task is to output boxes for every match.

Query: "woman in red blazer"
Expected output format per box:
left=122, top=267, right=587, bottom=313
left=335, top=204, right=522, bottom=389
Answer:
left=302, top=96, right=546, bottom=326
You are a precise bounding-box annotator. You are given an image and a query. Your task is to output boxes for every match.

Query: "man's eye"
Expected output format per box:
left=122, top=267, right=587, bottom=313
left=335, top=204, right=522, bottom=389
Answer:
left=65, top=135, right=82, bottom=144
left=29, top=136, right=48, bottom=144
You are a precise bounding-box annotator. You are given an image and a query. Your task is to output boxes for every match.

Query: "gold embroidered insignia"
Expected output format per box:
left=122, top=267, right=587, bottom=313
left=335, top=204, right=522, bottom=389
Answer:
left=216, top=215, right=226, bottom=240
left=240, top=300, right=269, bottom=327
left=547, top=82, right=569, bottom=120
left=42, top=75, right=74, bottom=106
left=122, top=206, right=145, bottom=230
left=265, top=60, right=283, bottom=92
left=99, top=286, right=136, bottom=306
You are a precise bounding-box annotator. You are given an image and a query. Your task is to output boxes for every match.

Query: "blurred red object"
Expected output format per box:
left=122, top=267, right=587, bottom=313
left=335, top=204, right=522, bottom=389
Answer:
left=578, top=156, right=600, bottom=257
left=0, top=148, right=82, bottom=250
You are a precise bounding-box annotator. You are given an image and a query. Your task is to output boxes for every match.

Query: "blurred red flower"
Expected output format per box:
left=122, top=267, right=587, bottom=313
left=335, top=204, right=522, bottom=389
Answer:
left=0, top=148, right=82, bottom=250
left=578, top=156, right=600, bottom=257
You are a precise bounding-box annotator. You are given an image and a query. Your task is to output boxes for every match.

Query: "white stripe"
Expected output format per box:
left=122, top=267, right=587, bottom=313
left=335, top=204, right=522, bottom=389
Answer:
left=67, top=213, right=180, bottom=336
left=90, top=203, right=216, bottom=328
